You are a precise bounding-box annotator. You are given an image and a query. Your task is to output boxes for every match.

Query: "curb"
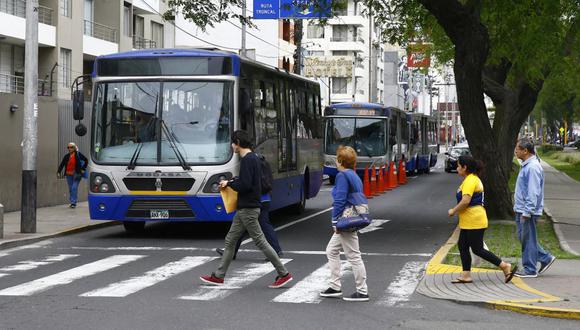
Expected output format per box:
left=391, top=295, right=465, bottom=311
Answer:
left=0, top=221, right=120, bottom=250
left=422, top=226, right=580, bottom=320
left=543, top=206, right=580, bottom=256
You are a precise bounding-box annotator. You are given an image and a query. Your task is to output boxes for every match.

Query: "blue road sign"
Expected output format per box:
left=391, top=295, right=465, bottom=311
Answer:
left=279, top=0, right=331, bottom=19
left=254, top=0, right=279, bottom=19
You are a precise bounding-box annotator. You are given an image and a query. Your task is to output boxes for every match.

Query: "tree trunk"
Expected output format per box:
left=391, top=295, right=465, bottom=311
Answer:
left=421, top=0, right=514, bottom=219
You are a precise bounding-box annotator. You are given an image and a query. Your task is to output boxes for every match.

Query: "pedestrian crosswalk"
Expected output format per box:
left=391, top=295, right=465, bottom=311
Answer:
left=0, top=251, right=427, bottom=307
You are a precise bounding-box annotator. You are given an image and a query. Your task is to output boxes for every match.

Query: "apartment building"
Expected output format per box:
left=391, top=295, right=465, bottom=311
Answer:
left=0, top=0, right=174, bottom=211
left=302, top=0, right=385, bottom=106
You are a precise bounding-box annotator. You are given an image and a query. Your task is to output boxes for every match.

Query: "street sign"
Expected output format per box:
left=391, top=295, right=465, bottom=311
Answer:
left=253, top=0, right=279, bottom=19
left=279, top=0, right=330, bottom=19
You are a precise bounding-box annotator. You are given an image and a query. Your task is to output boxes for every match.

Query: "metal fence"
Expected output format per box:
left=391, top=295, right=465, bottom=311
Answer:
left=0, top=72, right=53, bottom=96
left=0, top=0, right=54, bottom=25
left=133, top=35, right=157, bottom=49
left=83, top=19, right=118, bottom=43
left=58, top=100, right=91, bottom=163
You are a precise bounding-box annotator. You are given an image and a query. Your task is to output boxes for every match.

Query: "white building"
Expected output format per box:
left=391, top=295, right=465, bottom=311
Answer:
left=301, top=0, right=385, bottom=106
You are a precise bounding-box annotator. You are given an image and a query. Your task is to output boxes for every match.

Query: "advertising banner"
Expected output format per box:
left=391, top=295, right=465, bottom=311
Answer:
left=406, top=44, right=431, bottom=68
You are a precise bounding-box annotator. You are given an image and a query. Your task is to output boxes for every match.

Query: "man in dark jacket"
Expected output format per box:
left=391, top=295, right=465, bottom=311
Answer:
left=57, top=142, right=88, bottom=208
left=200, top=130, right=292, bottom=289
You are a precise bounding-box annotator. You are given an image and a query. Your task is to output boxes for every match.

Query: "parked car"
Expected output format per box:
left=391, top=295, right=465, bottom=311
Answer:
left=445, top=145, right=471, bottom=173
left=565, top=140, right=580, bottom=148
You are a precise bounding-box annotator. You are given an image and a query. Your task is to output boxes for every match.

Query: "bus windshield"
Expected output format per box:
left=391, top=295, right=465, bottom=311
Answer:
left=325, top=117, right=386, bottom=157
left=92, top=80, right=233, bottom=165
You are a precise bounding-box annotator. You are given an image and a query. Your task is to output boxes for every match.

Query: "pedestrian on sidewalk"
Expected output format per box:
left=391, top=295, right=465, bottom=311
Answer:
left=200, top=130, right=292, bottom=289
left=57, top=142, right=88, bottom=209
left=215, top=154, right=284, bottom=260
left=513, top=138, right=556, bottom=278
left=320, top=146, right=369, bottom=302
left=448, top=155, right=517, bottom=284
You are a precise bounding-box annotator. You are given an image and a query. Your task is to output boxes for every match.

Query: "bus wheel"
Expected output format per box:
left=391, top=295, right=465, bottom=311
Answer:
left=123, top=221, right=145, bottom=233
left=329, top=175, right=336, bottom=185
left=291, top=190, right=306, bottom=214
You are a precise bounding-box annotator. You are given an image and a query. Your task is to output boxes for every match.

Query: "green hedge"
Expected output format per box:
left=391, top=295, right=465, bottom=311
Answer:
left=538, top=144, right=564, bottom=153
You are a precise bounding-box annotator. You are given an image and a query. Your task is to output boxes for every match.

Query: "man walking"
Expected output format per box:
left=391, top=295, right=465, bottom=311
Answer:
left=513, top=138, right=556, bottom=278
left=200, top=130, right=292, bottom=288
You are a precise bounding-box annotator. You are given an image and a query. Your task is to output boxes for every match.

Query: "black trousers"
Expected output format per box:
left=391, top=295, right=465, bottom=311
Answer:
left=458, top=228, right=502, bottom=271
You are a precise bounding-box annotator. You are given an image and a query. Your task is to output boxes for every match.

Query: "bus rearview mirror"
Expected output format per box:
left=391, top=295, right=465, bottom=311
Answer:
left=73, top=90, right=84, bottom=120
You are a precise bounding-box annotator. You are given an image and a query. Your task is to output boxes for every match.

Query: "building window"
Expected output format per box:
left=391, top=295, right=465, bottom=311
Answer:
left=306, top=50, right=324, bottom=56
left=306, top=23, right=324, bottom=39
left=59, top=48, right=71, bottom=88
left=133, top=15, right=144, bottom=38
left=332, top=25, right=348, bottom=42
left=332, top=50, right=348, bottom=56
left=151, top=22, right=164, bottom=48
left=123, top=3, right=132, bottom=37
left=59, top=0, right=71, bottom=18
left=332, top=78, right=348, bottom=94
left=335, top=0, right=348, bottom=16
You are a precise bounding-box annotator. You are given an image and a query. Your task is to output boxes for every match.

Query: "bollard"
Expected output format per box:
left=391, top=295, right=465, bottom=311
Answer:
left=0, top=203, right=3, bottom=239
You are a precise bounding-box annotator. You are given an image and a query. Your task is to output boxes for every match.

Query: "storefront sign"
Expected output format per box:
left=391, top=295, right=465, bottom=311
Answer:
left=303, top=56, right=353, bottom=78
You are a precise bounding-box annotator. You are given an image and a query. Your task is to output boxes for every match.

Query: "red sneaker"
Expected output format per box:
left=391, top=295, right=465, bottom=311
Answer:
left=200, top=273, right=224, bottom=286
left=269, top=273, right=293, bottom=288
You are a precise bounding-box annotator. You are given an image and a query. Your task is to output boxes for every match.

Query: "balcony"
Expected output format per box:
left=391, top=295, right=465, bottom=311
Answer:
left=328, top=37, right=365, bottom=53
left=133, top=35, right=157, bottom=49
left=133, top=0, right=159, bottom=15
left=0, top=0, right=54, bottom=25
left=84, top=20, right=117, bottom=43
left=328, top=12, right=366, bottom=27
left=0, top=72, right=53, bottom=96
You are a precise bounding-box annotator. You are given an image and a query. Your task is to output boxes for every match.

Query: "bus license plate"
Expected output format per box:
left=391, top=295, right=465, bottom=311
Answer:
left=150, top=209, right=169, bottom=219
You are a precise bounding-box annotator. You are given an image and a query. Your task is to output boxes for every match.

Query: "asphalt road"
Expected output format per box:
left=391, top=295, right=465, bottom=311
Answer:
left=0, top=164, right=578, bottom=329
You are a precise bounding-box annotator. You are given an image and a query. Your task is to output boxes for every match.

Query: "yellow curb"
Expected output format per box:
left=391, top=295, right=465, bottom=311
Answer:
left=488, top=301, right=580, bottom=320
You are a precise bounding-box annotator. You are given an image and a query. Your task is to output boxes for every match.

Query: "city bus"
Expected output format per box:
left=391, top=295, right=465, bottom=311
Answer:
left=409, top=113, right=439, bottom=174
left=322, top=103, right=410, bottom=183
left=72, top=48, right=323, bottom=232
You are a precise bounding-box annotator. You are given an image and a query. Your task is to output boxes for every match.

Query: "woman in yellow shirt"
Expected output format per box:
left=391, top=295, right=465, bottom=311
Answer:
left=448, top=155, right=517, bottom=284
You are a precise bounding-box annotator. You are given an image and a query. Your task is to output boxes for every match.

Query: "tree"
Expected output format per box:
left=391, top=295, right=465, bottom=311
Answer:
left=167, top=0, right=578, bottom=219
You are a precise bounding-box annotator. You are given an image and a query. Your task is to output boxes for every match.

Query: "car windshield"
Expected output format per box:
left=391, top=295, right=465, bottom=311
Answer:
left=325, top=117, right=387, bottom=157
left=450, top=147, right=470, bottom=157
left=92, top=80, right=233, bottom=165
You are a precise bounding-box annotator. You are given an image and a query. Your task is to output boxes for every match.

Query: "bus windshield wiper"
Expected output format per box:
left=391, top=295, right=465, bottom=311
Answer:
left=127, top=142, right=143, bottom=170
left=160, top=119, right=191, bottom=171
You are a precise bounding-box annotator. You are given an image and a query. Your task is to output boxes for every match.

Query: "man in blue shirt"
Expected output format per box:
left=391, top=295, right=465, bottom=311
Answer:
left=513, top=138, right=556, bottom=278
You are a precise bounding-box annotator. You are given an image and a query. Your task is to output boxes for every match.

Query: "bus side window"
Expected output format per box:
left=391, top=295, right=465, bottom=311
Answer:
left=239, top=86, right=254, bottom=134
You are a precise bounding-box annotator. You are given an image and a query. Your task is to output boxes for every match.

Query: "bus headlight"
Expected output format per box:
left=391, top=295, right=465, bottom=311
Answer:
left=90, top=172, right=116, bottom=193
left=203, top=172, right=233, bottom=193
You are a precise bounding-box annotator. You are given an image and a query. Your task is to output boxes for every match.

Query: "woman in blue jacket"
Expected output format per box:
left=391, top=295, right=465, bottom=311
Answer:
left=320, top=146, right=369, bottom=302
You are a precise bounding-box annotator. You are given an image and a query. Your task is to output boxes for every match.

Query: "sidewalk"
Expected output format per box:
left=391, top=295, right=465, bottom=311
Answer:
left=418, top=162, right=580, bottom=320
left=0, top=202, right=117, bottom=249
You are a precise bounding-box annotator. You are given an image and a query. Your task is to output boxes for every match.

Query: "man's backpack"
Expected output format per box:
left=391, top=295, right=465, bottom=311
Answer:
left=257, top=153, right=273, bottom=195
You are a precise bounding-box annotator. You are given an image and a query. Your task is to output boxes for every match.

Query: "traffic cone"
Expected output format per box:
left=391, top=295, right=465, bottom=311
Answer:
left=363, top=166, right=372, bottom=198
left=388, top=161, right=398, bottom=189
left=383, top=165, right=390, bottom=190
left=378, top=165, right=385, bottom=193
left=398, top=160, right=407, bottom=185
left=370, top=165, right=378, bottom=196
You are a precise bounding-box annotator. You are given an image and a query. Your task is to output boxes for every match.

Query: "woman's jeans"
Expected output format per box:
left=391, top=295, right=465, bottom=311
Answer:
left=65, top=175, right=81, bottom=205
left=515, top=213, right=553, bottom=274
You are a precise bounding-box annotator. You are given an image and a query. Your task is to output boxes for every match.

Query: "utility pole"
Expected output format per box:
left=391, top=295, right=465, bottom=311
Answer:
left=368, top=2, right=372, bottom=103
left=241, top=0, right=247, bottom=57
left=21, top=0, right=39, bottom=233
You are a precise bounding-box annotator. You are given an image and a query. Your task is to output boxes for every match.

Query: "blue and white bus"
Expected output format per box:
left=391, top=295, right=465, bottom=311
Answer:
left=322, top=103, right=411, bottom=183
left=408, top=113, right=439, bottom=174
left=72, top=48, right=323, bottom=232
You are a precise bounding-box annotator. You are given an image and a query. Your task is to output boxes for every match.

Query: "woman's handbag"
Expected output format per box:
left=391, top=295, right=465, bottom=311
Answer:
left=335, top=174, right=372, bottom=231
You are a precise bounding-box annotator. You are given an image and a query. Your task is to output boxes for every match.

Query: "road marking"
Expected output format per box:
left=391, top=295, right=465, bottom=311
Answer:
left=0, top=255, right=144, bottom=296
left=0, top=254, right=78, bottom=272
left=179, top=258, right=292, bottom=301
left=273, top=261, right=352, bottom=304
left=359, top=219, right=390, bottom=234
left=0, top=240, right=54, bottom=258
left=81, top=256, right=217, bottom=297
left=378, top=261, right=426, bottom=308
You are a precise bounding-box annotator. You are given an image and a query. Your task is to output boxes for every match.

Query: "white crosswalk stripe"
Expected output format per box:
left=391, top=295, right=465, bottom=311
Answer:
left=0, top=255, right=144, bottom=296
left=272, top=261, right=352, bottom=304
left=0, top=254, right=79, bottom=273
left=377, top=261, right=426, bottom=307
left=80, top=256, right=217, bottom=297
left=179, top=258, right=293, bottom=301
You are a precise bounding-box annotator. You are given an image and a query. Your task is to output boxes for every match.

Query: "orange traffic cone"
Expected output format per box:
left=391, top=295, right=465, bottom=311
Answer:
left=378, top=165, right=385, bottom=193
left=371, top=165, right=378, bottom=196
left=388, top=161, right=398, bottom=189
left=363, top=166, right=372, bottom=198
left=383, top=165, right=390, bottom=190
left=398, top=160, right=407, bottom=185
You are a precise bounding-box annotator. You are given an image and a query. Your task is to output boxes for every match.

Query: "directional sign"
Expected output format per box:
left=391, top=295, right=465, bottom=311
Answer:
left=253, top=0, right=279, bottom=19
left=279, top=0, right=331, bottom=19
